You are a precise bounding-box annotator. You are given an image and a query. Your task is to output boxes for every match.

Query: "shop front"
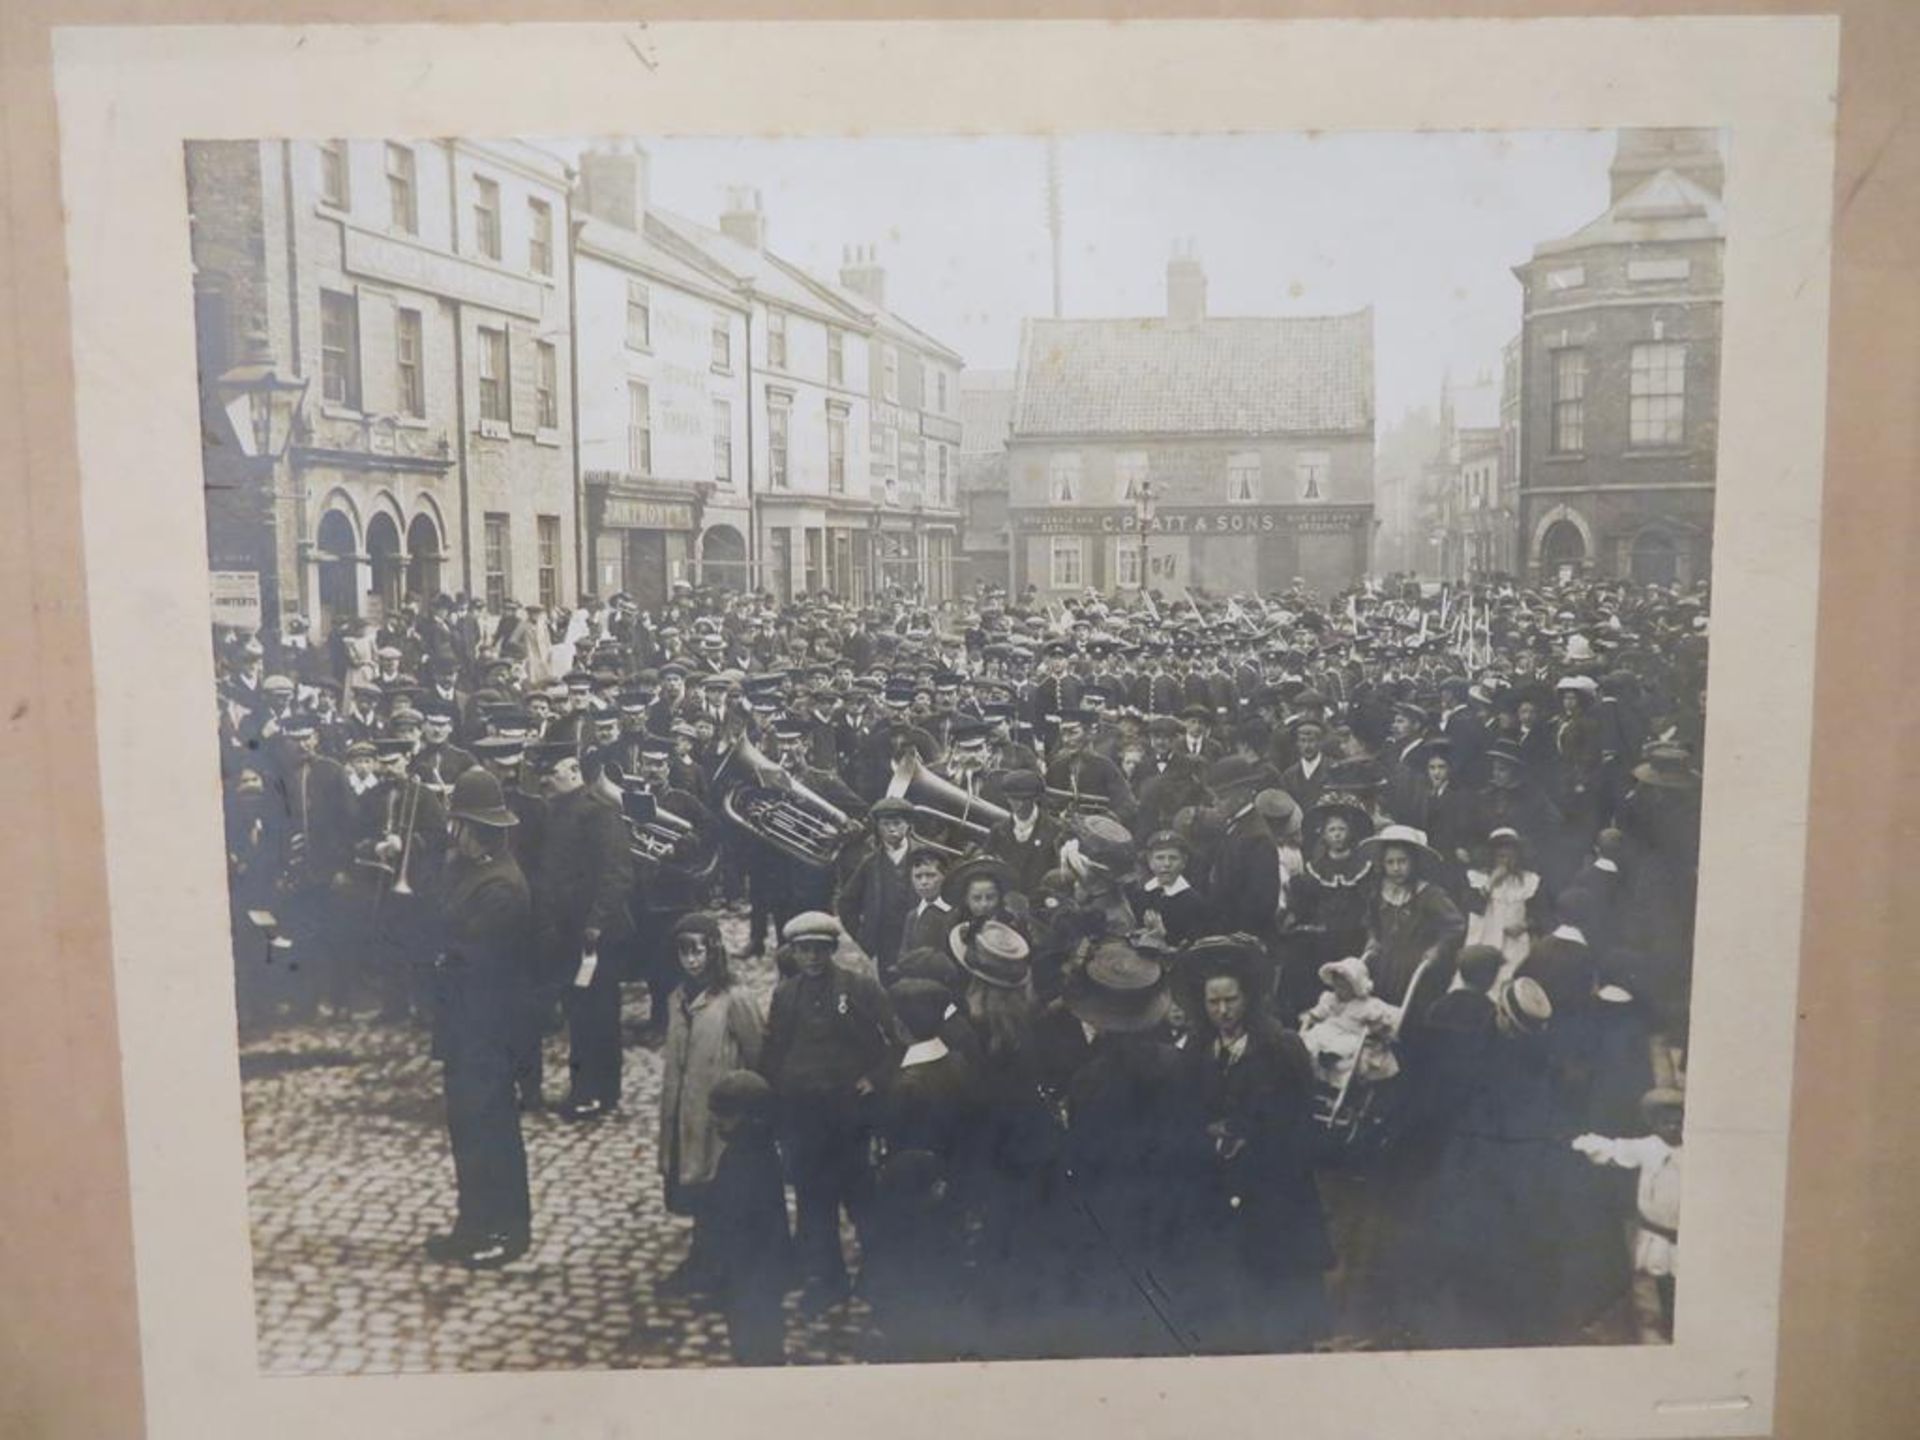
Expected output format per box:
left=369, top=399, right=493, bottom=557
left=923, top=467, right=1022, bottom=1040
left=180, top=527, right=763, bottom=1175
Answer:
left=585, top=473, right=700, bottom=609
left=1009, top=503, right=1373, bottom=600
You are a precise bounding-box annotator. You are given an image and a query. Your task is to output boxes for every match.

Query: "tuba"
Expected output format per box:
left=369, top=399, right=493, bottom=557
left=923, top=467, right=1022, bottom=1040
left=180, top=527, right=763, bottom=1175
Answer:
left=714, top=736, right=861, bottom=869
left=889, top=754, right=1011, bottom=844
left=621, top=788, right=719, bottom=884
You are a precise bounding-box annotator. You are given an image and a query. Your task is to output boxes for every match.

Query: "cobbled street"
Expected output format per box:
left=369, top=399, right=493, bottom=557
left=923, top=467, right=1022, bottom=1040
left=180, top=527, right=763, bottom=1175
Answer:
left=242, top=911, right=875, bottom=1373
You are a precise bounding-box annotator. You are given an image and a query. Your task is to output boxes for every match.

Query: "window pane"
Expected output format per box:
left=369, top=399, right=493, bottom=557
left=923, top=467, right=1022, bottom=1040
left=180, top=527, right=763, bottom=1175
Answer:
left=320, top=291, right=360, bottom=409
left=528, top=199, right=553, bottom=275
left=536, top=342, right=557, bottom=429
left=479, top=329, right=508, bottom=422
left=385, top=144, right=415, bottom=233
left=712, top=314, right=731, bottom=370
left=713, top=399, right=732, bottom=482
left=627, top=281, right=651, bottom=348
left=396, top=309, right=423, bottom=416
left=628, top=381, right=651, bottom=472
left=474, top=176, right=500, bottom=260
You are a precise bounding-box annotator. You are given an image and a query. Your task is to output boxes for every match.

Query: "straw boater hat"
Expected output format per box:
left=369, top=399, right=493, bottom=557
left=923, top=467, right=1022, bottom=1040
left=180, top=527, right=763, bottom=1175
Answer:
left=1358, top=823, right=1440, bottom=866
left=1631, top=741, right=1701, bottom=791
left=1494, top=976, right=1553, bottom=1036
left=447, top=768, right=519, bottom=828
left=951, top=919, right=1031, bottom=989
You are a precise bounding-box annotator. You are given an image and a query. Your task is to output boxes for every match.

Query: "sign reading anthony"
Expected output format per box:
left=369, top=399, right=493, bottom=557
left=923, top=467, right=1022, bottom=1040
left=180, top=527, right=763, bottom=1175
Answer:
left=1009, top=505, right=1370, bottom=537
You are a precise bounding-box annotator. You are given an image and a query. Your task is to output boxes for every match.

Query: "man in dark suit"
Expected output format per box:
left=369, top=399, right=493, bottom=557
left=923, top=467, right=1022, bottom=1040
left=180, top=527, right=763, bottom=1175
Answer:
left=1277, top=714, right=1334, bottom=813
left=534, top=746, right=636, bottom=1120
left=1205, top=762, right=1284, bottom=952
left=424, top=768, right=534, bottom=1269
left=985, top=770, right=1063, bottom=900
left=1045, top=710, right=1136, bottom=826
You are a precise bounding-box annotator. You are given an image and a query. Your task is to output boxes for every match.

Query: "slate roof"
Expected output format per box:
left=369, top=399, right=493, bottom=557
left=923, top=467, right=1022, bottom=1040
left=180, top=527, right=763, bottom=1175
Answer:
left=1533, top=169, right=1725, bottom=259
left=1011, top=309, right=1373, bottom=439
left=959, top=370, right=1016, bottom=456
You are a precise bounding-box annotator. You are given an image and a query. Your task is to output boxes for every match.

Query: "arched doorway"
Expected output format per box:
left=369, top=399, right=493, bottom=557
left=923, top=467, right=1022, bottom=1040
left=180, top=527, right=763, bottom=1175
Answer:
left=1631, top=528, right=1680, bottom=586
left=366, top=512, right=404, bottom=619
left=701, top=523, right=748, bottom=592
left=315, top=508, right=360, bottom=638
left=406, top=512, right=443, bottom=603
left=1539, top=518, right=1587, bottom=579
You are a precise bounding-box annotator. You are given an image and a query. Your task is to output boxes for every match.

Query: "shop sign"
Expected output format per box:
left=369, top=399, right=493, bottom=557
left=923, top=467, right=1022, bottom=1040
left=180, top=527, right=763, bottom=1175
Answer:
left=603, top=497, right=694, bottom=531
left=210, top=570, right=262, bottom=630
left=1008, top=505, right=1369, bottom=536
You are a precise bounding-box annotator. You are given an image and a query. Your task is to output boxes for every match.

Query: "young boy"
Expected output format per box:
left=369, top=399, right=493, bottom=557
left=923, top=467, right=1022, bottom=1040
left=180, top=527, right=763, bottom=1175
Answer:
left=1127, top=830, right=1207, bottom=947
left=897, top=846, right=955, bottom=969
left=1572, top=1087, right=1684, bottom=1342
left=700, top=1070, right=793, bottom=1365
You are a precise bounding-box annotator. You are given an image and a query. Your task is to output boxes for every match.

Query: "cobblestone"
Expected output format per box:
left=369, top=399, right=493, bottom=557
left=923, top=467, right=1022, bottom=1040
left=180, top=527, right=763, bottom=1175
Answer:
left=242, top=913, right=875, bottom=1373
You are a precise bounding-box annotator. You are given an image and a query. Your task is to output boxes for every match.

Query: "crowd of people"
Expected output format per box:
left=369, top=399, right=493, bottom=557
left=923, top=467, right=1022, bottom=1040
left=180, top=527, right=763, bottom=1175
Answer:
left=216, top=573, right=1703, bottom=1364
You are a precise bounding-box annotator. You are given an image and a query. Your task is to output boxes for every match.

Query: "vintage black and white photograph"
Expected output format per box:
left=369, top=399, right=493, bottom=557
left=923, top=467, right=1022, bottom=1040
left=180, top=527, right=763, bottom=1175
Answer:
left=189, top=124, right=1722, bottom=1373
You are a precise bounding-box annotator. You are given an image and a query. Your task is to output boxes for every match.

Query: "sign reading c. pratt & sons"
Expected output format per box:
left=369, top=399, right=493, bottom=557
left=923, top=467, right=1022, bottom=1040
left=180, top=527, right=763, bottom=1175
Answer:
left=1008, top=505, right=1371, bottom=536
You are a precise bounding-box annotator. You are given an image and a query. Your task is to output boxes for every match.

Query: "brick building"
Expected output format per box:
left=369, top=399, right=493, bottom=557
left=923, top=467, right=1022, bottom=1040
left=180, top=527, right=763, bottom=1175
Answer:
left=1007, top=253, right=1375, bottom=600
left=189, top=139, right=577, bottom=638
left=1512, top=129, right=1725, bottom=585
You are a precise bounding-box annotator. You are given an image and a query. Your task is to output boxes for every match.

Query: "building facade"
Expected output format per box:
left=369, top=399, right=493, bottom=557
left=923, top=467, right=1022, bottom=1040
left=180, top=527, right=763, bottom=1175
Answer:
left=1007, top=256, right=1375, bottom=601
left=957, top=369, right=1016, bottom=594
left=190, top=138, right=577, bottom=638
left=1513, top=129, right=1724, bottom=586
left=572, top=146, right=752, bottom=607
left=839, top=248, right=967, bottom=605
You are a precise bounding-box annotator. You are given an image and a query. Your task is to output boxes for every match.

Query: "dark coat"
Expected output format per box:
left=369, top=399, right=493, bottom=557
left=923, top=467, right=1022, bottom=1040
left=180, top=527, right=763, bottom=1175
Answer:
left=1208, top=809, right=1283, bottom=939
left=836, top=841, right=920, bottom=975
left=985, top=812, right=1064, bottom=899
left=537, top=786, right=635, bottom=944
left=1186, top=1021, right=1334, bottom=1280
left=760, top=962, right=903, bottom=1098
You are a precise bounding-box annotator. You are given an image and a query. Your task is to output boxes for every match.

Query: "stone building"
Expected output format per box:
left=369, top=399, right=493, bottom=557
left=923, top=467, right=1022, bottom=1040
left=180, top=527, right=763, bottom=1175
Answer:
left=1512, top=129, right=1725, bottom=585
left=1006, top=252, right=1375, bottom=600
left=572, top=145, right=753, bottom=606
left=189, top=138, right=577, bottom=637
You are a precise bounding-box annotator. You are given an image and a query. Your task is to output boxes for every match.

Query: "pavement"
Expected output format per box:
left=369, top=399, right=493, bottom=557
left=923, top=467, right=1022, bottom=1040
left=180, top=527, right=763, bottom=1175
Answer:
left=241, top=911, right=875, bottom=1374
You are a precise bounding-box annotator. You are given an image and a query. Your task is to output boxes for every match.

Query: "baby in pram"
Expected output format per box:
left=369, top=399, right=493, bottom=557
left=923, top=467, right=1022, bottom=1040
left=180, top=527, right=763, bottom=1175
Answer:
left=1299, top=956, right=1402, bottom=1089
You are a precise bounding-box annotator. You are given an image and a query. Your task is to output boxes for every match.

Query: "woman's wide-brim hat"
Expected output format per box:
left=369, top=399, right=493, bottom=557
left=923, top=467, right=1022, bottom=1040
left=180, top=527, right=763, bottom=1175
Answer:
left=1357, top=822, right=1439, bottom=865
left=1065, top=938, right=1170, bottom=1034
left=447, top=768, right=519, bottom=828
left=950, top=918, right=1031, bottom=989
left=941, top=854, right=1018, bottom=909
left=1177, top=933, right=1268, bottom=988
left=1068, top=812, right=1136, bottom=871
left=1307, top=793, right=1375, bottom=841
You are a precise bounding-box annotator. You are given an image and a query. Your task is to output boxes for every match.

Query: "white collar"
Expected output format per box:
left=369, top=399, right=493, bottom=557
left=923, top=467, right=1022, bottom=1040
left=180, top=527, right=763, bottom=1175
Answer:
left=1551, top=923, right=1588, bottom=945
left=1596, top=984, right=1633, bottom=1004
left=1593, top=857, right=1619, bottom=874
left=1216, top=1031, right=1250, bottom=1063
left=1012, top=810, right=1038, bottom=842
left=1144, top=875, right=1191, bottom=896
left=885, top=840, right=910, bottom=864
left=1299, top=753, right=1322, bottom=775
left=901, top=1037, right=949, bottom=1069
left=916, top=896, right=950, bottom=914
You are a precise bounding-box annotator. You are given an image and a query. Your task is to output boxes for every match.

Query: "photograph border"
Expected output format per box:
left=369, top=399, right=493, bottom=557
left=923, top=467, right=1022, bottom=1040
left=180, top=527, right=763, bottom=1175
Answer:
left=13, top=11, right=1855, bottom=1439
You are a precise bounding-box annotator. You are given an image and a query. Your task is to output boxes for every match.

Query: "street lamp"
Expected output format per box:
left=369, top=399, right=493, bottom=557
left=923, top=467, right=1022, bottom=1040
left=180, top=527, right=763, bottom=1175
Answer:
left=215, top=331, right=310, bottom=460
left=1133, top=479, right=1156, bottom=597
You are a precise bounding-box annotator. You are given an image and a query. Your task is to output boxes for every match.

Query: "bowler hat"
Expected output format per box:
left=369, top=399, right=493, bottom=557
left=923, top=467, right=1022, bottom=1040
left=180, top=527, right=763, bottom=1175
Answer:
left=447, top=768, right=519, bottom=828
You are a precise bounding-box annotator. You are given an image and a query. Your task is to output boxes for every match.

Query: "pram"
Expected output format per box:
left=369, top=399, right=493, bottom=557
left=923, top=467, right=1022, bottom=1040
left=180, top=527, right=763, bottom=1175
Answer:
left=1309, top=951, right=1441, bottom=1165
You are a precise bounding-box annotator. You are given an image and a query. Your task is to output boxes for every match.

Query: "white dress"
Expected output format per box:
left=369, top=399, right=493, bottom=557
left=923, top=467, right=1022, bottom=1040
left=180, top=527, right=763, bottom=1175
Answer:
left=1466, top=867, right=1540, bottom=982
left=1572, top=1134, right=1681, bottom=1277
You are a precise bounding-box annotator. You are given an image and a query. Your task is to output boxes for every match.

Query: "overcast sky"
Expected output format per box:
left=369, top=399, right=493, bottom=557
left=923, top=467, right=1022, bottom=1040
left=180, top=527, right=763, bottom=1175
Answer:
left=547, top=130, right=1624, bottom=426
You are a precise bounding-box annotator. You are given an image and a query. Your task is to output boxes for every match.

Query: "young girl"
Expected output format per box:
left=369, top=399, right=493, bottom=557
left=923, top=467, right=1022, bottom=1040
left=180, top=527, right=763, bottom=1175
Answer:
left=1572, top=1088, right=1684, bottom=1342
left=658, top=912, right=765, bottom=1297
left=1464, top=827, right=1550, bottom=984
left=1298, top=955, right=1401, bottom=1089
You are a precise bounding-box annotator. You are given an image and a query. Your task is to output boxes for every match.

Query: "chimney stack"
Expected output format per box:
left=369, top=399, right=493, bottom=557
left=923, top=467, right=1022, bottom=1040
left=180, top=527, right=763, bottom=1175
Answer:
left=719, top=186, right=768, bottom=250
left=1167, top=239, right=1206, bottom=325
left=1608, top=128, right=1724, bottom=203
left=576, top=142, right=648, bottom=233
left=839, top=243, right=886, bottom=308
